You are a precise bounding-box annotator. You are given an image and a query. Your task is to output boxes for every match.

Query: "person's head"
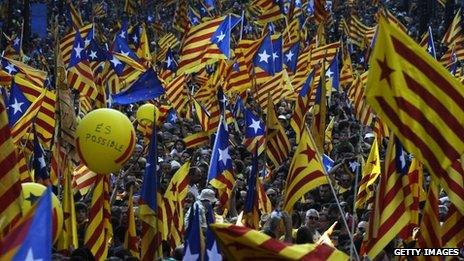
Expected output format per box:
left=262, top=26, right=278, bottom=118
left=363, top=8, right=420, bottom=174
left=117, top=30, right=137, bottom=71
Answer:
left=266, top=188, right=278, bottom=207
left=357, top=221, right=367, bottom=234
left=318, top=185, right=332, bottom=203
left=305, top=209, right=319, bottom=228
left=181, top=152, right=191, bottom=162
left=199, top=188, right=217, bottom=209
left=175, top=139, right=186, bottom=152
left=338, top=172, right=352, bottom=189
left=75, top=202, right=88, bottom=224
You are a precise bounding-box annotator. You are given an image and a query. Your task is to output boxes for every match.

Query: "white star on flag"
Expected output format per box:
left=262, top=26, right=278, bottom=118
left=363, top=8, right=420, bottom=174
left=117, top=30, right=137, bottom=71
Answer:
left=74, top=43, right=83, bottom=59
left=216, top=31, right=226, bottom=42
left=13, top=38, right=20, bottom=46
left=110, top=56, right=122, bottom=67
left=285, top=50, right=294, bottom=62
left=25, top=248, right=43, bottom=261
left=207, top=242, right=222, bottom=260
left=166, top=56, right=172, bottom=68
left=218, top=148, right=231, bottom=166
left=183, top=245, right=199, bottom=260
left=258, top=50, right=270, bottom=63
left=249, top=119, right=262, bottom=134
left=272, top=52, right=279, bottom=60
left=5, top=63, right=16, bottom=74
left=10, top=98, right=24, bottom=115
left=89, top=50, right=97, bottom=60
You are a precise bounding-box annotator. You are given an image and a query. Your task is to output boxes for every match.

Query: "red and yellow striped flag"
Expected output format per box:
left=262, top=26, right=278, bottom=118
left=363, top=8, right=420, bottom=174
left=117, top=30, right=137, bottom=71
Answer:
left=72, top=164, right=97, bottom=195
left=67, top=0, right=83, bottom=29
left=442, top=202, right=464, bottom=248
left=340, top=44, right=354, bottom=89
left=406, top=158, right=426, bottom=228
left=348, top=16, right=376, bottom=48
left=310, top=63, right=327, bottom=153
left=250, top=0, right=284, bottom=25
left=84, top=175, right=112, bottom=260
left=35, top=90, right=56, bottom=148
left=56, top=159, right=78, bottom=254
left=253, top=71, right=285, bottom=112
left=363, top=136, right=411, bottom=259
left=183, top=131, right=209, bottom=149
left=0, top=96, right=22, bottom=238
left=314, top=0, right=328, bottom=25
left=163, top=74, right=188, bottom=114
left=124, top=187, right=139, bottom=258
left=16, top=149, right=31, bottom=183
left=265, top=95, right=290, bottom=169
left=59, top=24, right=93, bottom=67
left=442, top=8, right=463, bottom=47
left=355, top=136, right=381, bottom=209
left=283, top=128, right=328, bottom=212
left=210, top=223, right=348, bottom=260
left=365, top=16, right=464, bottom=215
left=417, top=178, right=442, bottom=250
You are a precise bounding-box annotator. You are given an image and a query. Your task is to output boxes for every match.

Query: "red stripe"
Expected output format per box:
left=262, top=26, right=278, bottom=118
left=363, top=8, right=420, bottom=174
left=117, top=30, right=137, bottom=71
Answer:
left=285, top=170, right=325, bottom=202
left=375, top=98, right=445, bottom=177
left=115, top=131, right=135, bottom=164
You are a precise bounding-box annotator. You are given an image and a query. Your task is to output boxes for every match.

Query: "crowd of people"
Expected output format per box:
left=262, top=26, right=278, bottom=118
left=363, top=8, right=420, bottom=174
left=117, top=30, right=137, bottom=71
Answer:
left=0, top=0, right=462, bottom=260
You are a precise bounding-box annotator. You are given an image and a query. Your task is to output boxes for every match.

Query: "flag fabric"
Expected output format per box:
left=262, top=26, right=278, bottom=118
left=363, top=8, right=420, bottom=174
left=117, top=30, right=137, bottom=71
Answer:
left=210, top=223, right=348, bottom=260
left=365, top=16, right=464, bottom=215
left=163, top=74, right=188, bottom=114
left=124, top=187, right=139, bottom=258
left=183, top=131, right=210, bottom=149
left=59, top=24, right=93, bottom=67
left=363, top=136, right=411, bottom=259
left=243, top=108, right=266, bottom=156
left=340, top=44, right=354, bottom=88
left=284, top=42, right=299, bottom=74
left=165, top=162, right=191, bottom=203
left=325, top=53, right=340, bottom=91
left=314, top=0, right=328, bottom=25
left=68, top=0, right=83, bottom=29
left=253, top=34, right=275, bottom=82
left=355, top=137, right=381, bottom=209
left=442, top=201, right=464, bottom=248
left=405, top=158, right=426, bottom=229
left=265, top=95, right=290, bottom=169
left=0, top=96, right=22, bottom=237
left=348, top=72, right=374, bottom=127
left=112, top=68, right=165, bottom=105
left=205, top=204, right=221, bottom=261
left=425, top=26, right=437, bottom=59
left=347, top=16, right=376, bottom=48
left=72, top=164, right=97, bottom=195
left=140, top=125, right=163, bottom=259
left=84, top=175, right=112, bottom=260
left=67, top=29, right=98, bottom=99
left=0, top=187, right=52, bottom=260
left=33, top=133, right=50, bottom=185
left=441, top=9, right=463, bottom=48
left=250, top=0, right=284, bottom=24
left=208, top=117, right=235, bottom=207
left=290, top=69, right=315, bottom=143
left=252, top=71, right=285, bottom=112
left=272, top=36, right=283, bottom=73
left=192, top=98, right=211, bottom=132
left=56, top=159, right=78, bottom=254
left=310, top=63, right=327, bottom=153
left=35, top=90, right=56, bottom=148
left=417, top=177, right=442, bottom=249
left=183, top=202, right=203, bottom=260
left=244, top=149, right=260, bottom=229
left=178, top=15, right=240, bottom=74
left=283, top=128, right=328, bottom=212
left=1, top=56, right=48, bottom=87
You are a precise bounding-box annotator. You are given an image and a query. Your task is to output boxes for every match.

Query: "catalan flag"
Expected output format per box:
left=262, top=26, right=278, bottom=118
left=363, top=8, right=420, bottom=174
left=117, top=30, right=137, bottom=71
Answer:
left=163, top=74, right=188, bottom=114
left=124, top=0, right=138, bottom=14
left=253, top=34, right=275, bottom=83
left=340, top=44, right=354, bottom=88
left=314, top=0, right=328, bottom=25
left=265, top=94, right=290, bottom=169
left=140, top=125, right=163, bottom=259
left=405, top=157, right=426, bottom=229
left=72, top=164, right=97, bottom=195
left=173, top=0, right=190, bottom=34
left=283, top=128, right=328, bottom=212
left=0, top=187, right=52, bottom=260
left=355, top=136, right=381, bottom=210
left=417, top=177, right=442, bottom=249
left=124, top=187, right=139, bottom=258
left=67, top=29, right=98, bottom=99
left=33, top=132, right=50, bottom=185
left=84, top=175, right=112, bottom=260
left=59, top=24, right=93, bottom=68
left=0, top=96, right=22, bottom=237
left=244, top=149, right=260, bottom=229
left=284, top=42, right=299, bottom=74
left=183, top=131, right=209, bottom=149
left=290, top=69, right=315, bottom=142
left=250, top=0, right=284, bottom=24
left=56, top=159, right=78, bottom=254
left=363, top=136, right=411, bottom=259
left=243, top=108, right=266, bottom=156
left=67, top=0, right=83, bottom=29
left=442, top=8, right=463, bottom=48
left=347, top=16, right=376, bottom=48
left=183, top=202, right=204, bottom=260
left=310, top=63, right=327, bottom=153
left=177, top=15, right=240, bottom=74
left=3, top=35, right=22, bottom=60
left=442, top=201, right=464, bottom=248
left=210, top=223, right=348, bottom=260
left=208, top=117, right=235, bottom=207
left=253, top=71, right=285, bottom=112
left=365, top=16, right=464, bottom=215
left=1, top=56, right=47, bottom=87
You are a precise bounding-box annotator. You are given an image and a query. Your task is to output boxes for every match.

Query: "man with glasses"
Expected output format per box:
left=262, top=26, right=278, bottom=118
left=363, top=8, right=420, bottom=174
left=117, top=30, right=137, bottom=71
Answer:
left=303, top=209, right=322, bottom=243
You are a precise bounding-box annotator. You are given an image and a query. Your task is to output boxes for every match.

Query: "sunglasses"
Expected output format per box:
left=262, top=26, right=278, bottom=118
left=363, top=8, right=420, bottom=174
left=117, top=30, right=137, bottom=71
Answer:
left=307, top=216, right=319, bottom=221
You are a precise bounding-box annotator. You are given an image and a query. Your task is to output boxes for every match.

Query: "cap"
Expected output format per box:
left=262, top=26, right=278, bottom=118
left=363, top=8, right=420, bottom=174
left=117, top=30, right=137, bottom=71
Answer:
left=199, top=189, right=217, bottom=204
left=364, top=133, right=375, bottom=139
left=278, top=115, right=287, bottom=121
left=358, top=221, right=367, bottom=230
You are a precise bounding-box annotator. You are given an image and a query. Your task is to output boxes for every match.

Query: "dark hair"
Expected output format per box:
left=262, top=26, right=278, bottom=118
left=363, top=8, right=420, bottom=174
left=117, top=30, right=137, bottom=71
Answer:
left=296, top=226, right=314, bottom=244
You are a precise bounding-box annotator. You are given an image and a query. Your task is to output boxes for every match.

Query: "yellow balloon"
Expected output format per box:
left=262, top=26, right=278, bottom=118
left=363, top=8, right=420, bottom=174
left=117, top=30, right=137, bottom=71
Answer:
left=136, top=103, right=159, bottom=126
left=21, top=183, right=63, bottom=244
left=75, top=108, right=136, bottom=174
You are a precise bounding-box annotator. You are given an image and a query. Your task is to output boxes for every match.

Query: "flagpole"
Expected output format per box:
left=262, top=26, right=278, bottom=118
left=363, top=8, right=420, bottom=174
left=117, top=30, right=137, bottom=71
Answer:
left=239, top=10, right=245, bottom=40
left=350, top=155, right=362, bottom=261
left=307, top=128, right=361, bottom=261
